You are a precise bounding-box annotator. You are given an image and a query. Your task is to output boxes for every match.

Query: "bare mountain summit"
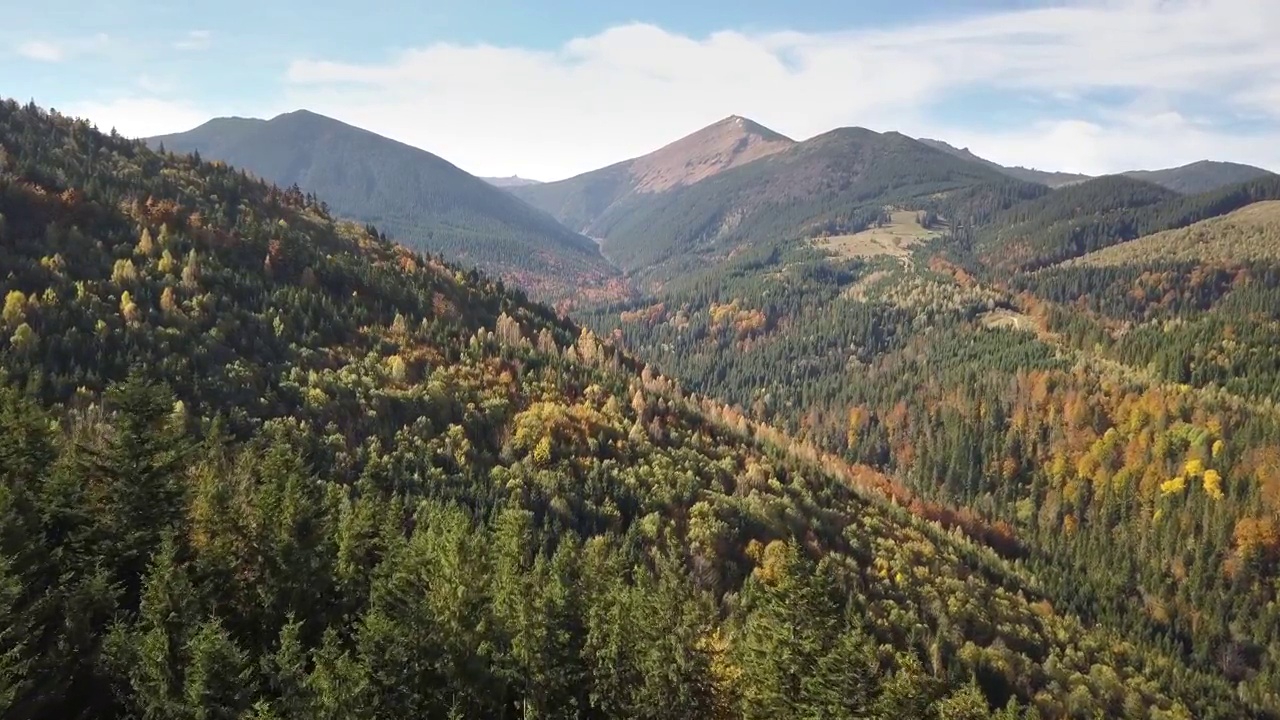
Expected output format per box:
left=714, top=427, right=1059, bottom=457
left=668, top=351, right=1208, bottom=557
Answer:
left=511, top=115, right=794, bottom=231
left=628, top=115, right=795, bottom=193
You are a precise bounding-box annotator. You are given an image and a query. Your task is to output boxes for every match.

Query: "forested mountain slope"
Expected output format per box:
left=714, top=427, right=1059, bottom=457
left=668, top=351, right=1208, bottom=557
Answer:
left=969, top=174, right=1280, bottom=272
left=512, top=115, right=794, bottom=233
left=579, top=127, right=1031, bottom=281
left=1066, top=200, right=1280, bottom=268
left=1, top=99, right=1266, bottom=720
left=149, top=110, right=625, bottom=304
left=583, top=187, right=1280, bottom=717
left=1124, top=161, right=1276, bottom=195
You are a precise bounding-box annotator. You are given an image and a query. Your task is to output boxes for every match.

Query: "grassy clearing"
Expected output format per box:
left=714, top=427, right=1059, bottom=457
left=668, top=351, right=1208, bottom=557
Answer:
left=979, top=308, right=1037, bottom=332
left=813, top=210, right=941, bottom=262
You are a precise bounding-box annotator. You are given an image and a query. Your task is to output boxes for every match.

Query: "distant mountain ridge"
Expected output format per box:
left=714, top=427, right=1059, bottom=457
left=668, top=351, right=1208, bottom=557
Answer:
left=918, top=138, right=1275, bottom=194
left=483, top=175, right=543, bottom=188
left=1122, top=160, right=1276, bottom=195
left=149, top=110, right=624, bottom=303
left=527, top=123, right=1024, bottom=279
left=917, top=138, right=1091, bottom=188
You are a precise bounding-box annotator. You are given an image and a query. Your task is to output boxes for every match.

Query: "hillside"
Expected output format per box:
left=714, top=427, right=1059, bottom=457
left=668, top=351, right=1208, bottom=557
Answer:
left=585, top=127, right=1031, bottom=278
left=1124, top=160, right=1276, bottom=195
left=149, top=110, right=624, bottom=304
left=1067, top=200, right=1280, bottom=268
left=2, top=99, right=1267, bottom=720
left=573, top=140, right=1280, bottom=719
left=917, top=138, right=1090, bottom=188
left=512, top=115, right=795, bottom=232
left=969, top=173, right=1280, bottom=272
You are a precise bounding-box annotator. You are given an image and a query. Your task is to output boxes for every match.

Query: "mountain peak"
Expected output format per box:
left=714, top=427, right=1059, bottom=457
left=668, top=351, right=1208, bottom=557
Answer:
left=145, top=109, right=620, bottom=302
left=1122, top=160, right=1276, bottom=194
left=626, top=115, right=795, bottom=193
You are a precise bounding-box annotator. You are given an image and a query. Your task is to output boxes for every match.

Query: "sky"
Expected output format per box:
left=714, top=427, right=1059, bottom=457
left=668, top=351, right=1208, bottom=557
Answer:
left=3, top=0, right=1278, bottom=181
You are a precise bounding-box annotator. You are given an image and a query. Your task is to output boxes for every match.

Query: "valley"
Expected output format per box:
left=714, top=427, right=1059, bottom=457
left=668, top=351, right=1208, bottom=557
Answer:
left=4, top=86, right=1280, bottom=720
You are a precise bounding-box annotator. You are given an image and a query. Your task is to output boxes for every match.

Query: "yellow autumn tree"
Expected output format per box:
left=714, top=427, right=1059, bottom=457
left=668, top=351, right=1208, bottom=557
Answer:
left=532, top=435, right=553, bottom=466
left=752, top=540, right=790, bottom=585
left=386, top=354, right=408, bottom=382
left=158, top=249, right=177, bottom=275
left=9, top=322, right=36, bottom=351
left=120, top=291, right=141, bottom=325
left=2, top=290, right=26, bottom=328
left=1202, top=469, right=1224, bottom=500
left=181, top=250, right=201, bottom=288
left=136, top=227, right=156, bottom=256
left=159, top=286, right=180, bottom=317
left=111, top=258, right=138, bottom=284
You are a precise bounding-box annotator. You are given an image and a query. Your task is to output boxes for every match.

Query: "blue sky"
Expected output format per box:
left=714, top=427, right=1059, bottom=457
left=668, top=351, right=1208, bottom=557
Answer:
left=4, top=0, right=1278, bottom=179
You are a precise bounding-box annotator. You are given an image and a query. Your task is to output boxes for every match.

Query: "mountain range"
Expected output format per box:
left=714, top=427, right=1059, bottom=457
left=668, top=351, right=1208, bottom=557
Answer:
left=919, top=137, right=1274, bottom=193
left=511, top=116, right=1275, bottom=282
left=150, top=109, right=1276, bottom=292
left=149, top=111, right=625, bottom=304
left=514, top=118, right=1029, bottom=279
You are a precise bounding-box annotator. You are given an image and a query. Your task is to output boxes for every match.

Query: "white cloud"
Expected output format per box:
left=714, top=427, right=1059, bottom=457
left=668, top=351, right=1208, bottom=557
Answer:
left=173, top=30, right=212, bottom=51
left=14, top=33, right=111, bottom=63
left=932, top=114, right=1274, bottom=177
left=17, top=40, right=64, bottom=62
left=279, top=0, right=1280, bottom=179
left=63, top=97, right=211, bottom=139
left=135, top=75, right=175, bottom=94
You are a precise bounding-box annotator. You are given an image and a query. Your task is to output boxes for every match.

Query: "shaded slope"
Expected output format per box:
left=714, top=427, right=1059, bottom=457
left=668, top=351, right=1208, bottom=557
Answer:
left=971, top=173, right=1280, bottom=272
left=1067, top=200, right=1280, bottom=268
left=1123, top=160, right=1276, bottom=195
left=150, top=110, right=622, bottom=303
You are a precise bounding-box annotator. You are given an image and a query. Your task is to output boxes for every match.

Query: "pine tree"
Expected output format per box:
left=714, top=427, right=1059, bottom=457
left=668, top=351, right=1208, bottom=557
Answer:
left=308, top=629, right=374, bottom=720
left=77, top=375, right=193, bottom=607
left=183, top=618, right=255, bottom=720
